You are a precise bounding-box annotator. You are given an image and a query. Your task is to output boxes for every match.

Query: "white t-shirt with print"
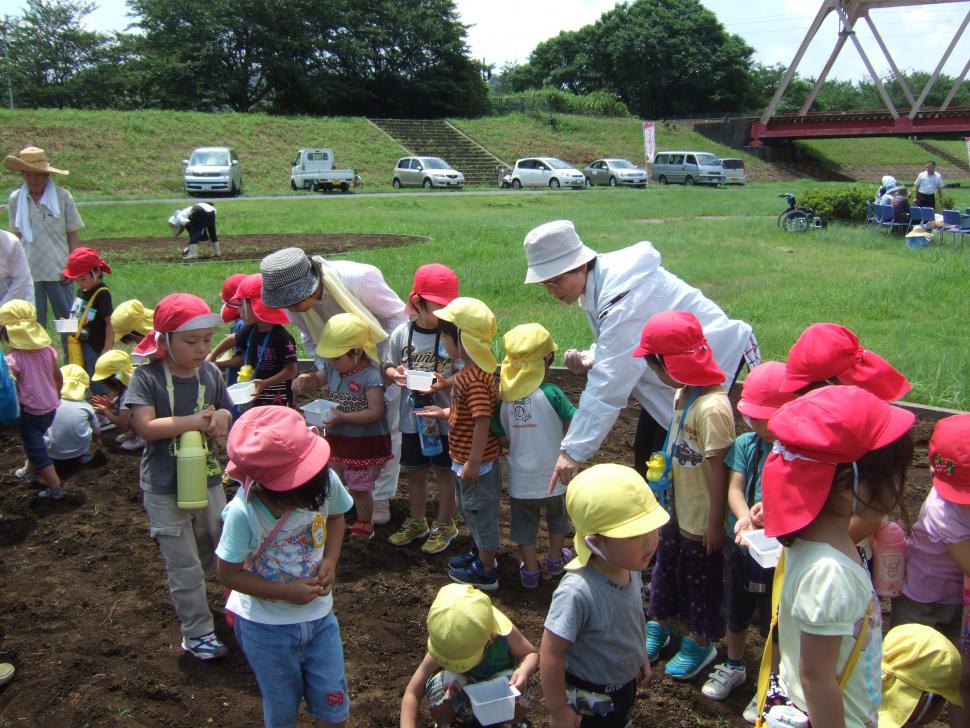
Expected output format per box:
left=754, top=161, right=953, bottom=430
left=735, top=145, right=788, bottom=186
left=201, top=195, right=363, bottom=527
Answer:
left=779, top=540, right=882, bottom=728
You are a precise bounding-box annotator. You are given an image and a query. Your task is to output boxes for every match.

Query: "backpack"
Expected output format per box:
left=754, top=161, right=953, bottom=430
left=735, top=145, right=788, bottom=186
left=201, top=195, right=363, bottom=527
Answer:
left=0, top=354, right=19, bottom=426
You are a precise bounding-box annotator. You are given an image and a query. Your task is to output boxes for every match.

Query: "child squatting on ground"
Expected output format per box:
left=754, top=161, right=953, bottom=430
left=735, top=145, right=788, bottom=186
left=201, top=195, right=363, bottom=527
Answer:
left=636, top=310, right=735, bottom=680
left=217, top=406, right=353, bottom=728
left=125, top=293, right=234, bottom=660
left=759, top=385, right=915, bottom=728
left=45, top=364, right=101, bottom=480
left=0, top=299, right=66, bottom=499
left=90, top=349, right=145, bottom=451
left=414, top=297, right=503, bottom=590
left=63, top=246, right=114, bottom=399
left=541, top=464, right=667, bottom=728
left=386, top=263, right=461, bottom=554
left=305, top=312, right=392, bottom=541
left=495, top=323, right=576, bottom=588
left=400, top=583, right=539, bottom=728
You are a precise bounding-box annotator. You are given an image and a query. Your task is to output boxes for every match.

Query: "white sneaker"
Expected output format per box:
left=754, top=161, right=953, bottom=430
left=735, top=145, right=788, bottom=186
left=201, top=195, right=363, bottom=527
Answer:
left=120, top=436, right=146, bottom=451
left=743, top=693, right=760, bottom=724
left=116, top=430, right=133, bottom=443
left=701, top=661, right=747, bottom=700
left=372, top=498, right=391, bottom=526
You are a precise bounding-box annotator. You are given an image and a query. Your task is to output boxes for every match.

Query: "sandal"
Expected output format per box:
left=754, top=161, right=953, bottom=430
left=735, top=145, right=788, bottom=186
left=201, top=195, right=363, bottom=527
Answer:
left=519, top=562, right=542, bottom=589
left=348, top=521, right=375, bottom=541
left=543, top=547, right=575, bottom=577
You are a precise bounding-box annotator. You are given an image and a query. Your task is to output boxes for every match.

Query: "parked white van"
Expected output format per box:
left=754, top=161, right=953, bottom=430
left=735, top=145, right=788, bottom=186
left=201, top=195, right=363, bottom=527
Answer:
left=183, top=147, right=242, bottom=196
left=510, top=157, right=586, bottom=189
left=651, top=151, right=724, bottom=186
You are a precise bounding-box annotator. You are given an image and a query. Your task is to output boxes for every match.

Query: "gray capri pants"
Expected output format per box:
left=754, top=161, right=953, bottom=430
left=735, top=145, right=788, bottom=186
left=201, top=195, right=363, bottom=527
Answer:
left=455, top=462, right=502, bottom=552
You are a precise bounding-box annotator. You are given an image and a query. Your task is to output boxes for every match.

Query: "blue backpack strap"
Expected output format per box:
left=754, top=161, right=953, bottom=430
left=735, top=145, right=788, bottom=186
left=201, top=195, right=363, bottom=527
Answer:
left=0, top=354, right=19, bottom=426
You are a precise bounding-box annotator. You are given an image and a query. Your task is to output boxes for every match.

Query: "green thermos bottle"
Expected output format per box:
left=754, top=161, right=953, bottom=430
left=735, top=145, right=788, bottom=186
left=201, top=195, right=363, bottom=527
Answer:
left=176, top=430, right=209, bottom=509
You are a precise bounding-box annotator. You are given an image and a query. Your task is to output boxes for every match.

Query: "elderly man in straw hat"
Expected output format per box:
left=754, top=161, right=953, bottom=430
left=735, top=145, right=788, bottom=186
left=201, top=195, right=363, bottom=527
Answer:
left=4, top=146, right=84, bottom=331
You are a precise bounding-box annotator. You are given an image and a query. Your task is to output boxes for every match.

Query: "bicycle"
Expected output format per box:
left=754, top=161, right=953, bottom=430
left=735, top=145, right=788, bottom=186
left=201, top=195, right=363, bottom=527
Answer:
left=777, top=193, right=826, bottom=232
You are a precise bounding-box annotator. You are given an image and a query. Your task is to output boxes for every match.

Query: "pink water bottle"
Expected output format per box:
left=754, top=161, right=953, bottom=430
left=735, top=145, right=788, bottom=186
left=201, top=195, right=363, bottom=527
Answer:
left=871, top=520, right=906, bottom=598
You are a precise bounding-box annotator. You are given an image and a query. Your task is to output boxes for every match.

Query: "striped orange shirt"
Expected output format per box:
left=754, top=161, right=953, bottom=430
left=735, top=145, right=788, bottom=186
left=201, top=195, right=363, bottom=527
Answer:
left=448, top=365, right=501, bottom=465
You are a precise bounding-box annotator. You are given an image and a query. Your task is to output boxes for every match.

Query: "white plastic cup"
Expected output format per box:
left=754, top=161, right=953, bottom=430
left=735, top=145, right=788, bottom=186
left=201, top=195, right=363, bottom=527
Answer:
left=54, top=318, right=79, bottom=333
left=463, top=677, right=519, bottom=725
left=227, top=381, right=256, bottom=405
left=741, top=529, right=782, bottom=569
left=300, top=399, right=338, bottom=427
left=405, top=369, right=435, bottom=392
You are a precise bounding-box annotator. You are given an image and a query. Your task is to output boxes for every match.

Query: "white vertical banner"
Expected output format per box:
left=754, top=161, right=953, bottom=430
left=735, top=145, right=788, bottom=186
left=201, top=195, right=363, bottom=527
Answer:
left=643, top=121, right=656, bottom=164
left=966, top=136, right=970, bottom=167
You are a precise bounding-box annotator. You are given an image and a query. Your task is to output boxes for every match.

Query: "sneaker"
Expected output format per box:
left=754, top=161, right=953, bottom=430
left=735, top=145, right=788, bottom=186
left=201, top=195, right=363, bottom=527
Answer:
left=120, top=435, right=146, bottom=451
left=702, top=661, right=747, bottom=700
left=645, top=621, right=670, bottom=663
left=448, top=558, right=498, bottom=591
left=0, top=662, right=14, bottom=687
left=447, top=548, right=479, bottom=570
left=664, top=636, right=718, bottom=680
left=348, top=521, right=375, bottom=541
left=387, top=517, right=430, bottom=546
left=421, top=520, right=459, bottom=555
left=181, top=632, right=228, bottom=661
left=116, top=430, right=133, bottom=443
left=372, top=498, right=391, bottom=526
left=14, top=466, right=38, bottom=484
left=543, top=547, right=575, bottom=577
left=743, top=694, right=760, bottom=724
left=36, top=487, right=66, bottom=500
left=97, top=414, right=115, bottom=431
left=519, top=563, right=542, bottom=589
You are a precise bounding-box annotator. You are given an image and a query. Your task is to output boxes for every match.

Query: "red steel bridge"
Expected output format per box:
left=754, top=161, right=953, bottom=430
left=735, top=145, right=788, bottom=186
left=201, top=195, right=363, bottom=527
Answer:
left=750, top=0, right=970, bottom=146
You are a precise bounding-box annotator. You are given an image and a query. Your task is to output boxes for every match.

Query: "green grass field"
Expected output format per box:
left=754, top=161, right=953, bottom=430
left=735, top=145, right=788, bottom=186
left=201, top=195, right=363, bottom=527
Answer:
left=62, top=181, right=970, bottom=409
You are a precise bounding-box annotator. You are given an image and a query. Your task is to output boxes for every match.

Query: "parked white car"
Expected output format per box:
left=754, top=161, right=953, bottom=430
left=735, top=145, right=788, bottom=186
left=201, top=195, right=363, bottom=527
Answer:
left=183, top=146, right=242, bottom=196
left=392, top=157, right=464, bottom=189
left=584, top=158, right=648, bottom=187
left=720, top=158, right=747, bottom=185
left=510, top=157, right=586, bottom=189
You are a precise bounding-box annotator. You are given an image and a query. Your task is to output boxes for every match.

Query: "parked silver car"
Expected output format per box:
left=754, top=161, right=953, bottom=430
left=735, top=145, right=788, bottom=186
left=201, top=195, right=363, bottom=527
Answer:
left=183, top=146, right=243, bottom=196
left=584, top=158, right=648, bottom=187
left=392, top=157, right=464, bottom=189
left=651, top=151, right=724, bottom=186
left=720, top=158, right=747, bottom=185
left=510, top=157, right=586, bottom=189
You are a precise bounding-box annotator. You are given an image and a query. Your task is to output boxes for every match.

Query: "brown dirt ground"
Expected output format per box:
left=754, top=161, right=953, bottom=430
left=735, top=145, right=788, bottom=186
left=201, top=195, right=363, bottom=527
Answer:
left=0, top=371, right=940, bottom=728
left=88, top=234, right=430, bottom=264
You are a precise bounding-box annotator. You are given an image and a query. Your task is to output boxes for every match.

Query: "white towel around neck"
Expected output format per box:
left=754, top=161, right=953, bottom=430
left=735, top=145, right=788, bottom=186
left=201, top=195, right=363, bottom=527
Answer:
left=14, top=179, right=60, bottom=244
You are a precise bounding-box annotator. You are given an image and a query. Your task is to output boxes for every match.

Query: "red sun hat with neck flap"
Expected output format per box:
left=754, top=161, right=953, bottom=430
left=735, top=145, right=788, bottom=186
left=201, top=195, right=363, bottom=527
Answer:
left=132, top=293, right=222, bottom=360
left=406, top=263, right=459, bottom=315
left=928, top=414, right=970, bottom=505
left=737, top=361, right=795, bottom=421
left=63, top=247, right=112, bottom=279
left=219, top=273, right=248, bottom=323
left=232, top=274, right=290, bottom=326
left=761, top=385, right=915, bottom=538
left=632, top=310, right=726, bottom=387
left=781, top=323, right=911, bottom=401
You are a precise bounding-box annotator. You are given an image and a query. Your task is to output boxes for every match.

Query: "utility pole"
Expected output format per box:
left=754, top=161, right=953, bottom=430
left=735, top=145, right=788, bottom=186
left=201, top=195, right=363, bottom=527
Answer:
left=3, top=36, right=12, bottom=109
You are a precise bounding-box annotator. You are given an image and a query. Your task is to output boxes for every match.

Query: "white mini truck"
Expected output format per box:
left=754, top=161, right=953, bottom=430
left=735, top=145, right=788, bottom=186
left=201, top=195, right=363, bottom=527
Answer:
left=290, top=148, right=355, bottom=193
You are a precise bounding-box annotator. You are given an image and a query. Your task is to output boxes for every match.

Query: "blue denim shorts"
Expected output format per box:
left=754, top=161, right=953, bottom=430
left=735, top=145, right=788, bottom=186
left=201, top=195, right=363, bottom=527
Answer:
left=18, top=409, right=56, bottom=470
left=235, top=611, right=350, bottom=727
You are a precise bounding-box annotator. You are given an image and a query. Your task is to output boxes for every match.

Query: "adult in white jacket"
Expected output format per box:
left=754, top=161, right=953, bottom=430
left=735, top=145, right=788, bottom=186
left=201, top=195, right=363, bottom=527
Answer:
left=260, top=247, right=408, bottom=524
left=523, top=220, right=758, bottom=487
left=0, top=229, right=33, bottom=306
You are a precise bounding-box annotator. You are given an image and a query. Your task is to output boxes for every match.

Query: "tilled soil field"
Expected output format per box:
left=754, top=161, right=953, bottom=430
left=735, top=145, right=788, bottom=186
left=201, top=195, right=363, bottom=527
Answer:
left=0, top=370, right=940, bottom=727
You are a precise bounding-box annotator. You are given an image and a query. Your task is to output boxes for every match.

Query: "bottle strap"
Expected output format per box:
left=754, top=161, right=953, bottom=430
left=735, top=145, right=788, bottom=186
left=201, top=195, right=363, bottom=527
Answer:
left=660, top=387, right=702, bottom=474
left=245, top=509, right=292, bottom=570
left=163, top=361, right=206, bottom=454
left=405, top=323, right=440, bottom=372
left=74, top=286, right=109, bottom=336
left=245, top=328, right=273, bottom=369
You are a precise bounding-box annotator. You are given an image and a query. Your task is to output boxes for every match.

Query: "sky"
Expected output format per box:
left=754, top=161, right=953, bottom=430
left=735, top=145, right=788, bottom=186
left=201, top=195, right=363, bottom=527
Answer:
left=8, top=0, right=970, bottom=83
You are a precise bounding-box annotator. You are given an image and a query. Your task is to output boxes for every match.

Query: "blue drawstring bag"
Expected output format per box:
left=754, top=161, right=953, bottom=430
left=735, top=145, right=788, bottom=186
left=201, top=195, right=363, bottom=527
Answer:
left=0, top=354, right=19, bottom=426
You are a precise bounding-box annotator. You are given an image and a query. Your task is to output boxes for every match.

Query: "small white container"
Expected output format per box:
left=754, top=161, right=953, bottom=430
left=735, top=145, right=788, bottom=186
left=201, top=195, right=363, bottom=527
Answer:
left=463, top=677, right=520, bottom=726
left=54, top=318, right=79, bottom=333
left=405, top=369, right=435, bottom=392
left=227, top=381, right=256, bottom=405
left=301, top=399, right=338, bottom=427
left=742, top=529, right=782, bottom=569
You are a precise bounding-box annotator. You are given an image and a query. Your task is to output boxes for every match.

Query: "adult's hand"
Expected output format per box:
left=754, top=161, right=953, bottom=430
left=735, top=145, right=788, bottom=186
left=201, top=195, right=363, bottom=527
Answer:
left=563, top=349, right=593, bottom=375
left=548, top=452, right=581, bottom=493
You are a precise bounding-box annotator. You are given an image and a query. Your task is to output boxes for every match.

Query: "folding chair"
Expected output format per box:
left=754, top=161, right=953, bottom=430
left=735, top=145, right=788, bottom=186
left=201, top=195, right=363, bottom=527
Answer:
left=864, top=200, right=877, bottom=226
left=941, top=210, right=970, bottom=248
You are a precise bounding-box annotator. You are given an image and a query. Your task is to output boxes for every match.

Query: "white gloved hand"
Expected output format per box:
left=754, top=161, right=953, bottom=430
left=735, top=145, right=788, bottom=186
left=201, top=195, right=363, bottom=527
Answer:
left=564, top=348, right=594, bottom=374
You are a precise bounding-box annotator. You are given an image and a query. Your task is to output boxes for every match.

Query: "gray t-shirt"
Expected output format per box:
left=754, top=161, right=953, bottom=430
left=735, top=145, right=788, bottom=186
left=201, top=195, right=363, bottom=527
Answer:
left=125, top=360, right=232, bottom=493
left=45, top=399, right=96, bottom=460
left=386, top=321, right=455, bottom=435
left=544, top=565, right=646, bottom=689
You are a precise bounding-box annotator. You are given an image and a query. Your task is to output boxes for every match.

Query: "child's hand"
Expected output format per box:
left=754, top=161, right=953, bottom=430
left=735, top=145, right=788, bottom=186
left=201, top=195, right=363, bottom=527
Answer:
left=704, top=524, right=724, bottom=555
left=734, top=514, right=753, bottom=543
left=460, top=460, right=481, bottom=484
left=284, top=576, right=323, bottom=605
left=415, top=405, right=447, bottom=419
left=323, top=409, right=343, bottom=427
left=509, top=666, right=530, bottom=692
left=316, top=560, right=336, bottom=596
left=251, top=379, right=267, bottom=397
left=91, top=394, right=114, bottom=414
left=638, top=659, right=652, bottom=687
left=201, top=407, right=232, bottom=438
left=749, top=501, right=765, bottom=528
left=389, top=365, right=407, bottom=387
left=550, top=705, right=580, bottom=728
left=429, top=372, right=450, bottom=393
left=292, top=372, right=318, bottom=397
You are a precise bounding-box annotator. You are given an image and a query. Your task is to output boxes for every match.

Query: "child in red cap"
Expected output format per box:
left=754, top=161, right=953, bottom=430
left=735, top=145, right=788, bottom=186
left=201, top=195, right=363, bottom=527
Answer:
left=701, top=362, right=795, bottom=717
left=217, top=406, right=354, bottom=728
left=218, top=274, right=298, bottom=408
left=634, top=310, right=735, bottom=680
left=385, top=264, right=461, bottom=554
left=126, top=293, right=234, bottom=661
left=206, top=272, right=249, bottom=388
left=761, top=386, right=915, bottom=728
left=63, top=246, right=113, bottom=397
left=891, top=413, right=970, bottom=725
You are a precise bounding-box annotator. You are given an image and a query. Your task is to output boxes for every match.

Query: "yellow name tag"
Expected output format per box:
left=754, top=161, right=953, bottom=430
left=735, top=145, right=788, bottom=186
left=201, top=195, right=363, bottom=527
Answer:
left=311, top=514, right=327, bottom=548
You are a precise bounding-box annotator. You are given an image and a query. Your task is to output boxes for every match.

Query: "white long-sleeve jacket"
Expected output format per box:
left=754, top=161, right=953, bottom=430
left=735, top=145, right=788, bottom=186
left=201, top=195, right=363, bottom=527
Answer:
left=0, top=230, right=34, bottom=306
left=561, top=241, right=755, bottom=463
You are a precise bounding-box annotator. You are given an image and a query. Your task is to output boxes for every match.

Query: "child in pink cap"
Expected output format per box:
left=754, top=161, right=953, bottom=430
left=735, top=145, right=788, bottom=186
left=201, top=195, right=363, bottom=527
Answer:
left=126, top=293, right=234, bottom=660
left=634, top=310, right=735, bottom=681
left=206, top=272, right=249, bottom=388
left=761, top=386, right=915, bottom=728
left=891, top=413, right=970, bottom=726
left=217, top=406, right=354, bottom=728
left=701, top=362, right=795, bottom=717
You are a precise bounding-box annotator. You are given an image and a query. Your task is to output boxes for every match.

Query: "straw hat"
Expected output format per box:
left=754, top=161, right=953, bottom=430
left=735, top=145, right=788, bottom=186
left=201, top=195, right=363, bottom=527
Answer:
left=3, top=147, right=69, bottom=176
left=905, top=226, right=932, bottom=238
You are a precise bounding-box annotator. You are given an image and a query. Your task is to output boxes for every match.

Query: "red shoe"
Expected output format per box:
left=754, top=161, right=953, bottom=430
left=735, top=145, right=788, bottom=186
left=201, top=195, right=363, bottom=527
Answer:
left=348, top=521, right=375, bottom=541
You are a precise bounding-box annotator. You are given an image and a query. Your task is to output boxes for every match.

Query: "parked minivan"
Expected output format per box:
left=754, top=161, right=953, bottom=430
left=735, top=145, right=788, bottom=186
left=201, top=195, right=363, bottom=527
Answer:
left=651, top=151, right=724, bottom=186
left=720, top=158, right=747, bottom=185
left=183, top=147, right=242, bottom=196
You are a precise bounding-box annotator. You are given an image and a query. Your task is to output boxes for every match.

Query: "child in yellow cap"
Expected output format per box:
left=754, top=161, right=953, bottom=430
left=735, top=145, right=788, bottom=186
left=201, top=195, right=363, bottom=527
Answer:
left=414, top=297, right=503, bottom=590
left=110, top=299, right=154, bottom=344
left=880, top=624, right=964, bottom=727
left=541, top=464, right=669, bottom=727
left=304, top=313, right=392, bottom=541
left=401, top=583, right=538, bottom=728
left=44, top=364, right=102, bottom=481
left=1, top=299, right=66, bottom=499
left=496, top=323, right=576, bottom=588
left=90, top=349, right=144, bottom=451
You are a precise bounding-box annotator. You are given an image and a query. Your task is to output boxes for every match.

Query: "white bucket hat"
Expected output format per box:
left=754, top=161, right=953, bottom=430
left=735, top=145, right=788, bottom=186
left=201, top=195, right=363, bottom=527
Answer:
left=523, top=220, right=597, bottom=284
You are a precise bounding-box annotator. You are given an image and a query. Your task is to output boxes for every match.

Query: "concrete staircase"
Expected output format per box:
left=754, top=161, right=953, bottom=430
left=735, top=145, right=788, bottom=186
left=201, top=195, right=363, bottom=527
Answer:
left=915, top=140, right=970, bottom=176
left=368, top=118, right=509, bottom=186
